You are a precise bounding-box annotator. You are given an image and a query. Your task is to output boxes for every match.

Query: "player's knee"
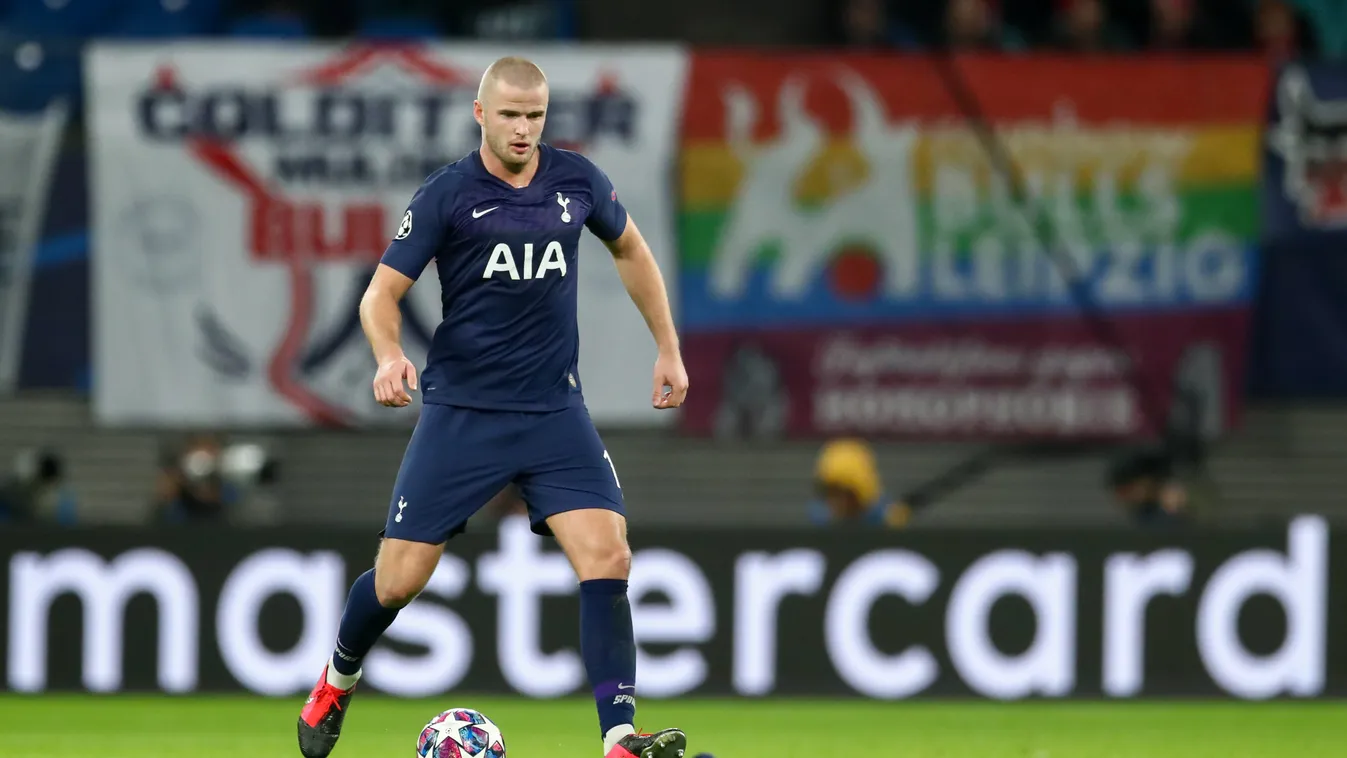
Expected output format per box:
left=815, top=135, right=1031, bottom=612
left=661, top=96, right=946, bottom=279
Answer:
left=374, top=570, right=428, bottom=608
left=371, top=562, right=433, bottom=611
left=577, top=541, right=631, bottom=581
left=374, top=538, right=442, bottom=607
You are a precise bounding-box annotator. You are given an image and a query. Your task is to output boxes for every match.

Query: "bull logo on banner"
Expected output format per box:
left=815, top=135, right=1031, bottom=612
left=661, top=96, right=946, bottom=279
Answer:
left=1267, top=65, right=1347, bottom=230
left=710, top=70, right=921, bottom=302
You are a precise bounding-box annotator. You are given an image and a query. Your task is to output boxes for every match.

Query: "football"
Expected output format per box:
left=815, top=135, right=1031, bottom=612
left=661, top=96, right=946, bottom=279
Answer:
left=417, top=708, right=507, bottom=758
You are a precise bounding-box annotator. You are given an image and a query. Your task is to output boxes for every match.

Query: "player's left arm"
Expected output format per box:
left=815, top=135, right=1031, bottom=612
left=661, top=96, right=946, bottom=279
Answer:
left=603, top=215, right=688, bottom=409
left=583, top=162, right=687, bottom=409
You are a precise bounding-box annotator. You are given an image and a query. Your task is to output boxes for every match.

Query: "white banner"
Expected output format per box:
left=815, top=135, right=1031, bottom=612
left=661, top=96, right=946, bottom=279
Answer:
left=88, top=43, right=686, bottom=427
left=0, top=102, right=68, bottom=393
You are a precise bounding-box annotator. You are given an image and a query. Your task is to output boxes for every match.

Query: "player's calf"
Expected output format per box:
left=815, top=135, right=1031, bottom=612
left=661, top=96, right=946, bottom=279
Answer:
left=547, top=510, right=642, bottom=755
left=297, top=540, right=440, bottom=757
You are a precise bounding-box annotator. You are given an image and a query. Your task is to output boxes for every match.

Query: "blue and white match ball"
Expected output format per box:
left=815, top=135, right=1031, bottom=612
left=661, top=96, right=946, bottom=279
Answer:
left=417, top=708, right=506, bottom=758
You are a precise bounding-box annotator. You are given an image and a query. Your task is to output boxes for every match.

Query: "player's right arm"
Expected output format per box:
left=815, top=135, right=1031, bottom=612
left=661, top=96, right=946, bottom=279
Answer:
left=360, top=265, right=418, bottom=407
left=361, top=171, right=451, bottom=408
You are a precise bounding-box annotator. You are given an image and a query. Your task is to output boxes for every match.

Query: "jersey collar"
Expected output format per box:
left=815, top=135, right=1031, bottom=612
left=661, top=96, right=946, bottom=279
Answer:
left=472, top=143, right=551, bottom=201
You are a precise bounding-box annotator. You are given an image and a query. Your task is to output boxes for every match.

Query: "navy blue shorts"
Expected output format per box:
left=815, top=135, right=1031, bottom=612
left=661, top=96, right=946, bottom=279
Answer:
left=381, top=402, right=625, bottom=543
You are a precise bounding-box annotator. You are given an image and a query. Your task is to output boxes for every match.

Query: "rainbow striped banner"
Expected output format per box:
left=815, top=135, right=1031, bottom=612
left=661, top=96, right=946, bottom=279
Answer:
left=677, top=55, right=1269, bottom=439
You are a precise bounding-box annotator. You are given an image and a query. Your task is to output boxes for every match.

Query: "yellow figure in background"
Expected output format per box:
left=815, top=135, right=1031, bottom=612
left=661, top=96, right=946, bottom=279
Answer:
left=809, top=438, right=911, bottom=528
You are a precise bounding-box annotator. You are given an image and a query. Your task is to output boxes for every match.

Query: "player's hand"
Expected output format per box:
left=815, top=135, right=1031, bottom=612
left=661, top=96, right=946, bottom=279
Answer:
left=652, top=350, right=688, bottom=409
left=373, top=356, right=418, bottom=407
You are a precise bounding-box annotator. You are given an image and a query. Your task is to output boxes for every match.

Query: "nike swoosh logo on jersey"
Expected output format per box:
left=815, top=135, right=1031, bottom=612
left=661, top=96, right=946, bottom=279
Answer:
left=472, top=207, right=498, bottom=218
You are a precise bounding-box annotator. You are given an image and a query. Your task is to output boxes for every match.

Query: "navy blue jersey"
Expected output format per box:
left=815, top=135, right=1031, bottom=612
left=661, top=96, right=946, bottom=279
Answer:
left=380, top=144, right=628, bottom=412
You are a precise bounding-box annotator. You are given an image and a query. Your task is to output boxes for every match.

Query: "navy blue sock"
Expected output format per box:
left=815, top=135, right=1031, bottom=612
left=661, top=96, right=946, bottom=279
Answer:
left=580, top=579, right=637, bottom=736
left=331, top=569, right=400, bottom=676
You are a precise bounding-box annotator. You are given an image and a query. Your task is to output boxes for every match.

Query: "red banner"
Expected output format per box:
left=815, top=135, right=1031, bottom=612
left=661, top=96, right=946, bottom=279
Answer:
left=684, top=311, right=1244, bottom=439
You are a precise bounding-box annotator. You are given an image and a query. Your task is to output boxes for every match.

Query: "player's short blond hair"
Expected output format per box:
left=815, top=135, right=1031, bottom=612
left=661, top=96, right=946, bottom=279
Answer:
left=477, top=57, right=548, bottom=103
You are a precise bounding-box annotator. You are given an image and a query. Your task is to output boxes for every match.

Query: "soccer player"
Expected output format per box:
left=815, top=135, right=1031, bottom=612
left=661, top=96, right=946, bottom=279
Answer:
left=296, top=56, right=689, bottom=758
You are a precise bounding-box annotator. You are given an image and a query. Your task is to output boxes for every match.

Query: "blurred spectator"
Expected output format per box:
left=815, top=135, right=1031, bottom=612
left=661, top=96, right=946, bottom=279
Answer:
left=1255, top=0, right=1317, bottom=58
left=713, top=343, right=788, bottom=439
left=809, top=438, right=910, bottom=528
left=226, top=0, right=311, bottom=37
left=944, top=0, right=1029, bottom=51
left=1053, top=0, right=1129, bottom=51
left=1148, top=0, right=1191, bottom=47
left=1147, top=0, right=1222, bottom=50
left=945, top=0, right=1000, bottom=49
left=452, top=0, right=574, bottom=40
left=834, top=0, right=922, bottom=49
left=1107, top=447, right=1190, bottom=528
left=220, top=441, right=283, bottom=525
left=837, top=0, right=889, bottom=47
left=154, top=433, right=241, bottom=523
left=153, top=434, right=283, bottom=524
left=0, top=448, right=77, bottom=525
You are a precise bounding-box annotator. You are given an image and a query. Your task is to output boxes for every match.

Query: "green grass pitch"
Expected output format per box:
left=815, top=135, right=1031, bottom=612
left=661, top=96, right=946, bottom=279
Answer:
left=0, top=695, right=1343, bottom=757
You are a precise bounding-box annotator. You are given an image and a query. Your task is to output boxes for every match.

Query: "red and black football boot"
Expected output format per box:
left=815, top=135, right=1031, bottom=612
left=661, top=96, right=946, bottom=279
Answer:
left=297, top=672, right=357, bottom=758
left=605, top=728, right=687, bottom=758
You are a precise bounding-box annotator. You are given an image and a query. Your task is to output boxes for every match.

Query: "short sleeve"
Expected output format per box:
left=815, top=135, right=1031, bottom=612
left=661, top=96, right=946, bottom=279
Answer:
left=583, top=160, right=628, bottom=242
left=380, top=173, right=451, bottom=279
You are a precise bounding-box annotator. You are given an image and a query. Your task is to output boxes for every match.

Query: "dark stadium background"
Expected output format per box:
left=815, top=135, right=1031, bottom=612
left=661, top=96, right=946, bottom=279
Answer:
left=3, top=1, right=1347, bottom=756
